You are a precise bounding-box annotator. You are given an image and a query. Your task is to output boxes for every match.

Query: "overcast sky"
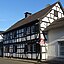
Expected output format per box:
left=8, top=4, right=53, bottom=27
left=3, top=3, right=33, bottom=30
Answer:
left=0, top=0, right=64, bottom=31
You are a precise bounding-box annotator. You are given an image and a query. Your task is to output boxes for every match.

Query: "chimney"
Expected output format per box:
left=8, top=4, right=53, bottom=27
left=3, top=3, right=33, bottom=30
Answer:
left=24, top=12, right=32, bottom=18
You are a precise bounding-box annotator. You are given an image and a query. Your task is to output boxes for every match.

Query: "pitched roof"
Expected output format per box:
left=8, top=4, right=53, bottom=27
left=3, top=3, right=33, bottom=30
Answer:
left=44, top=17, right=64, bottom=31
left=3, top=1, right=64, bottom=33
left=63, top=8, right=64, bottom=11
left=0, top=31, right=4, bottom=35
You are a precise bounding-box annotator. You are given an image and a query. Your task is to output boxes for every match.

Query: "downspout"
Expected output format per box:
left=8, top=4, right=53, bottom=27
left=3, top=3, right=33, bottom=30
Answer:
left=38, top=19, right=47, bottom=61
left=38, top=19, right=42, bottom=61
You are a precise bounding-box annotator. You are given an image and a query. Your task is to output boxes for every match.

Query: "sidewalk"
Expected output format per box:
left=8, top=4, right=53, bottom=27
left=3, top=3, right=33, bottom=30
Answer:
left=0, top=57, right=42, bottom=64
left=1, top=57, right=64, bottom=64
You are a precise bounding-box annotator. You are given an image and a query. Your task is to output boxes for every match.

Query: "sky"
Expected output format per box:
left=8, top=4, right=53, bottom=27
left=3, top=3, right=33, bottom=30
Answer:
left=0, top=0, right=64, bottom=31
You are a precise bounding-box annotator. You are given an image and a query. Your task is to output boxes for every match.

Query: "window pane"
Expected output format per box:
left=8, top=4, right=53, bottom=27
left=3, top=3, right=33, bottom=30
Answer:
left=27, top=27, right=30, bottom=35
left=35, top=24, right=39, bottom=33
left=13, top=45, right=17, bottom=53
left=59, top=41, right=64, bottom=56
left=33, top=44, right=36, bottom=52
left=31, top=25, right=35, bottom=34
left=54, top=10, right=58, bottom=17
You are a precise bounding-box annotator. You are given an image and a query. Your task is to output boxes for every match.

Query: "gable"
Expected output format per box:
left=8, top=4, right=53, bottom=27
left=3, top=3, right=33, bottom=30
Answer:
left=44, top=17, right=64, bottom=31
left=40, top=2, right=64, bottom=31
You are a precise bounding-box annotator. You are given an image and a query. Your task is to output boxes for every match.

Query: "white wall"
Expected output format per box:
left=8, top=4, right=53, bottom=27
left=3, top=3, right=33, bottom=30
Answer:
left=40, top=2, right=64, bottom=41
left=40, top=3, right=64, bottom=60
left=47, top=26, right=64, bottom=60
left=0, top=35, right=2, bottom=39
left=41, top=3, right=64, bottom=30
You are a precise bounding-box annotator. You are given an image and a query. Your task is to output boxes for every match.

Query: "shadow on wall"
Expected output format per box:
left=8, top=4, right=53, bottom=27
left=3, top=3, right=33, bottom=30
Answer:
left=35, top=57, right=64, bottom=64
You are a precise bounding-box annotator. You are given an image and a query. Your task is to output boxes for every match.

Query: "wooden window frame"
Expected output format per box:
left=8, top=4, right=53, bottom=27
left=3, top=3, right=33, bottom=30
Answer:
left=5, top=46, right=9, bottom=53
left=13, top=45, right=17, bottom=53
left=58, top=41, right=64, bottom=56
left=54, top=10, right=58, bottom=17
left=26, top=27, right=30, bottom=35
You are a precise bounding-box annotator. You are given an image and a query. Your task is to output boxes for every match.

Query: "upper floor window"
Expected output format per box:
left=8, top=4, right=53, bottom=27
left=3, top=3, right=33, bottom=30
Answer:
left=18, top=29, right=21, bottom=34
left=10, top=32, right=12, bottom=35
left=17, top=30, right=19, bottom=34
left=54, top=10, right=58, bottom=17
left=21, top=29, right=24, bottom=33
left=13, top=31, right=17, bottom=38
left=4, top=34, right=6, bottom=40
left=35, top=24, right=39, bottom=33
left=26, top=27, right=30, bottom=35
left=7, top=33, right=11, bottom=40
left=31, top=25, right=35, bottom=34
left=24, top=28, right=26, bottom=36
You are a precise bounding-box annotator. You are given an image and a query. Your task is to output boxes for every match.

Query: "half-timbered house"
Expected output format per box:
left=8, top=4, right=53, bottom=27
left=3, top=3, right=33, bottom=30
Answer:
left=2, top=1, right=64, bottom=61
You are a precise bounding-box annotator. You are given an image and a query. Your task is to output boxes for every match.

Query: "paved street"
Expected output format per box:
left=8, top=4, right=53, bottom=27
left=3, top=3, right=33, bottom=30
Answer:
left=0, top=57, right=38, bottom=64
left=0, top=57, right=63, bottom=64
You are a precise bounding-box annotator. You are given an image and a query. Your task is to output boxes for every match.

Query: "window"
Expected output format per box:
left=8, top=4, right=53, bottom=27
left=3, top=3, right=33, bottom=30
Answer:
left=18, top=38, right=22, bottom=42
left=4, top=46, right=6, bottom=52
left=33, top=44, right=36, bottom=52
left=59, top=41, right=64, bottom=56
left=18, top=29, right=21, bottom=33
left=10, top=36, right=12, bottom=39
left=7, top=33, right=10, bottom=40
left=54, top=10, right=58, bottom=17
left=27, top=27, right=30, bottom=35
left=27, top=36, right=30, bottom=40
left=22, top=37, right=26, bottom=41
left=13, top=45, right=17, bottom=53
left=18, top=34, right=22, bottom=37
left=24, top=44, right=28, bottom=53
left=21, top=28, right=26, bottom=37
left=21, top=33, right=24, bottom=37
left=28, top=44, right=32, bottom=52
left=4, top=35, right=6, bottom=41
left=13, top=31, right=17, bottom=38
left=24, top=28, right=26, bottom=36
left=31, top=25, right=35, bottom=34
left=21, top=29, right=24, bottom=32
left=35, top=24, right=39, bottom=33
left=17, top=30, right=19, bottom=34
left=5, top=46, right=9, bottom=53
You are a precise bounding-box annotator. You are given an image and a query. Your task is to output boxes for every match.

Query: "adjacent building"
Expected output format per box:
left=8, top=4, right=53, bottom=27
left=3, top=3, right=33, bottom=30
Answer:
left=44, top=17, right=64, bottom=60
left=0, top=31, right=3, bottom=57
left=2, top=1, right=64, bottom=61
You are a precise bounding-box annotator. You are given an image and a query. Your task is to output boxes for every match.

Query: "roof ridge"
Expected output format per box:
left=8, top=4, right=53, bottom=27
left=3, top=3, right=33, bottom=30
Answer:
left=25, top=1, right=58, bottom=19
left=3, top=1, right=62, bottom=33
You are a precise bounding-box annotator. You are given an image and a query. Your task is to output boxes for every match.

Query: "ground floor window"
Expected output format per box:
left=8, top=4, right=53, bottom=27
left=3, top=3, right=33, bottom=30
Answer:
left=33, top=44, right=36, bottom=52
left=59, top=41, right=64, bottom=56
left=13, top=45, right=17, bottom=53
left=4, top=46, right=9, bottom=53
left=28, top=44, right=32, bottom=52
